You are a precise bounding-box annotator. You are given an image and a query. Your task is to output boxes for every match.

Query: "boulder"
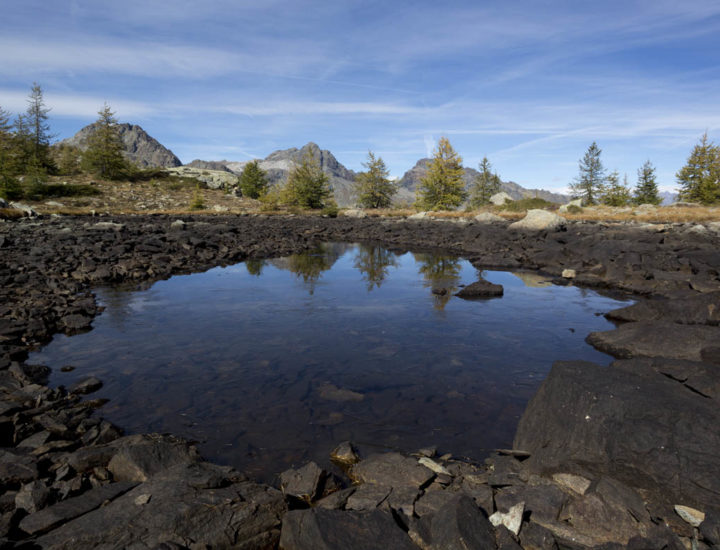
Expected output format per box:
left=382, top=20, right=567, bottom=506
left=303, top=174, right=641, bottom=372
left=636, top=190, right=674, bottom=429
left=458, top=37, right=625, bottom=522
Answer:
left=514, top=361, right=720, bottom=511
left=331, top=441, right=360, bottom=466
left=489, top=192, right=513, bottom=205
left=586, top=321, right=720, bottom=361
left=280, top=508, right=417, bottom=550
left=8, top=202, right=38, bottom=217
left=558, top=199, right=583, bottom=213
left=407, top=211, right=429, bottom=220
left=509, top=209, right=566, bottom=232
left=69, top=376, right=103, bottom=395
left=342, top=209, right=368, bottom=218
left=455, top=279, right=504, bottom=299
left=90, top=222, right=125, bottom=231
left=474, top=212, right=505, bottom=223
left=279, top=461, right=326, bottom=503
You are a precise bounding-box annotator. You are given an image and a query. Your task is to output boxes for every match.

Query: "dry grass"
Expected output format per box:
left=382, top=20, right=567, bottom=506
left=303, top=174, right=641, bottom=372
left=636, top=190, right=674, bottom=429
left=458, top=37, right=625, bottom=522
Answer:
left=12, top=175, right=720, bottom=224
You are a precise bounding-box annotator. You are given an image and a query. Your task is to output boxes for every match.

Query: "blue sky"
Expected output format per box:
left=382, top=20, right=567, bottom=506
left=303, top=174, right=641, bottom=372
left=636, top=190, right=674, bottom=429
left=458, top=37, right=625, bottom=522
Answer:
left=1, top=0, right=719, bottom=193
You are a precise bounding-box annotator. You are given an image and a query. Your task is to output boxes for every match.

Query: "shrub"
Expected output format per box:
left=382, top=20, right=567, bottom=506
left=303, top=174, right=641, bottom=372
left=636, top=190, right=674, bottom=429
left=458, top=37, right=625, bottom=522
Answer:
left=498, top=197, right=555, bottom=212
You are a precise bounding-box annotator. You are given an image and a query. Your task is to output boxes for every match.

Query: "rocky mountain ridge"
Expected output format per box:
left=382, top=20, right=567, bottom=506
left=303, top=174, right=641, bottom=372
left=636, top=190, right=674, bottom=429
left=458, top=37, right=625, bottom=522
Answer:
left=199, top=145, right=569, bottom=207
left=61, top=123, right=182, bottom=169
left=395, top=158, right=570, bottom=204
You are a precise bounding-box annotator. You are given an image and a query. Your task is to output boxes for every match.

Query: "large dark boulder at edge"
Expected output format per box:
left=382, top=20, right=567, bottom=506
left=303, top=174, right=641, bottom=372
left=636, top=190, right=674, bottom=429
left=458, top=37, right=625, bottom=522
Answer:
left=513, top=360, right=720, bottom=514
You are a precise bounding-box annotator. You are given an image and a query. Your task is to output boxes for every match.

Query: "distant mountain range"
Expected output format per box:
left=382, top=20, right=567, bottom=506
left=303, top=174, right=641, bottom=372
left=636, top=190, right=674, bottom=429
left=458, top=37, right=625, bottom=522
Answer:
left=62, top=123, right=575, bottom=206
left=61, top=123, right=181, bottom=168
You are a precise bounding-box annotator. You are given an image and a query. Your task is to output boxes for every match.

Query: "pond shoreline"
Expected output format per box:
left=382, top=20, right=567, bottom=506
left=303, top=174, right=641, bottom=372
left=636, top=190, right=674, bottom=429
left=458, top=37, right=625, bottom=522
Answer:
left=1, top=214, right=719, bottom=548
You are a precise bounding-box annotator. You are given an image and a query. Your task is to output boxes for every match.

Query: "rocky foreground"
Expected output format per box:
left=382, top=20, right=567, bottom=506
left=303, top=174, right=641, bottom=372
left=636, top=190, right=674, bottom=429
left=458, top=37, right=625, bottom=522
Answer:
left=1, top=213, right=719, bottom=549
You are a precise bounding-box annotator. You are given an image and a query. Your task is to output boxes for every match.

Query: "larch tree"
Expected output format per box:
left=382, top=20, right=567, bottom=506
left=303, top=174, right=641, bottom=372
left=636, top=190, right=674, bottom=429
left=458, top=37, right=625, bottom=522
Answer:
left=415, top=137, right=466, bottom=210
left=238, top=160, right=269, bottom=199
left=600, top=171, right=631, bottom=206
left=24, top=83, right=55, bottom=173
left=354, top=151, right=397, bottom=208
left=676, top=133, right=720, bottom=204
left=634, top=160, right=661, bottom=205
left=0, top=106, right=23, bottom=199
left=282, top=150, right=332, bottom=208
left=81, top=103, right=129, bottom=179
left=469, top=156, right=501, bottom=207
left=570, top=142, right=606, bottom=205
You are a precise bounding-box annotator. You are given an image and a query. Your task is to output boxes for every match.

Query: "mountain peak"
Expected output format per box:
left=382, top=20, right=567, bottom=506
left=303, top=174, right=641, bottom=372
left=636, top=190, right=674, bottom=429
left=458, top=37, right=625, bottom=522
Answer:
left=61, top=122, right=181, bottom=168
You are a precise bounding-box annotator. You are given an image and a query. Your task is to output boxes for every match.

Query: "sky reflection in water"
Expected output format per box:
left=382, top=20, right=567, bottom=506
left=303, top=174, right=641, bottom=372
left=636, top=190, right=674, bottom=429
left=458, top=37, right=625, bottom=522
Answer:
left=31, top=243, right=631, bottom=482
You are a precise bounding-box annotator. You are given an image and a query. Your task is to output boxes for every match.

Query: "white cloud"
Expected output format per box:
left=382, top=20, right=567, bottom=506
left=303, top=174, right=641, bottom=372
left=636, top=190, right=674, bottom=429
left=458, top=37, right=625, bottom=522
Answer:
left=0, top=88, right=156, bottom=118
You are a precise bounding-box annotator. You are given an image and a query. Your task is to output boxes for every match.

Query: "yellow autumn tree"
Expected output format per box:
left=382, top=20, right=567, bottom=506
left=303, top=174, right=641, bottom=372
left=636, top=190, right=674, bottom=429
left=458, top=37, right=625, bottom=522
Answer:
left=415, top=137, right=466, bottom=210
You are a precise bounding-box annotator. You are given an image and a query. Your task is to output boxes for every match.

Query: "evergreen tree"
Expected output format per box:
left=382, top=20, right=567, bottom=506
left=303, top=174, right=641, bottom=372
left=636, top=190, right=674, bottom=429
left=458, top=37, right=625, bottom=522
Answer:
left=634, top=160, right=661, bottom=205
left=570, top=142, right=605, bottom=205
left=24, top=83, right=54, bottom=172
left=469, top=156, right=501, bottom=207
left=676, top=133, right=720, bottom=204
left=0, top=106, right=23, bottom=200
left=54, top=144, right=82, bottom=176
left=354, top=151, right=396, bottom=208
left=282, top=150, right=332, bottom=208
left=238, top=160, right=268, bottom=199
left=415, top=137, right=466, bottom=210
left=600, top=171, right=631, bottom=206
left=81, top=104, right=129, bottom=179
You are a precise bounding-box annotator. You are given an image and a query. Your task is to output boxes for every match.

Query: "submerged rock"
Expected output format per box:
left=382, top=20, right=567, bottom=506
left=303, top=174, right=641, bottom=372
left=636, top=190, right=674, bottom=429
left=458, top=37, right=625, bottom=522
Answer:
left=455, top=279, right=504, bottom=299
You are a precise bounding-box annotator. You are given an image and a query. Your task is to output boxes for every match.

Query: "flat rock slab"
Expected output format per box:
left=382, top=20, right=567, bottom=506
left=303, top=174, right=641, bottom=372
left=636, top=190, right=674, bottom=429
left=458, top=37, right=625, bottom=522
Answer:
left=606, top=292, right=720, bottom=325
left=19, top=481, right=138, bottom=535
left=34, top=463, right=286, bottom=549
left=351, top=453, right=435, bottom=488
left=586, top=321, right=720, bottom=361
left=514, top=360, right=720, bottom=511
left=455, top=279, right=504, bottom=299
left=279, top=508, right=417, bottom=550
left=410, top=495, right=496, bottom=550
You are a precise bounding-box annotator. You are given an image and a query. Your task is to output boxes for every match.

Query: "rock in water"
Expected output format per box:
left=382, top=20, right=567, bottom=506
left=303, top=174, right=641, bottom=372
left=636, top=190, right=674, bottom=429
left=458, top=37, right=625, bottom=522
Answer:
left=509, top=209, right=566, bottom=232
left=455, top=279, right=504, bottom=299
left=330, top=441, right=360, bottom=466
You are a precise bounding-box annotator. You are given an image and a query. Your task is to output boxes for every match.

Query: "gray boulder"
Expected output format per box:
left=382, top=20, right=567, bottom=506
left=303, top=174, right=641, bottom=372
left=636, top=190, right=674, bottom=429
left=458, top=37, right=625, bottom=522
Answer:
left=558, top=198, right=583, bottom=213
left=489, top=192, right=513, bottom=205
left=473, top=212, right=505, bottom=223
left=509, top=209, right=566, bottom=232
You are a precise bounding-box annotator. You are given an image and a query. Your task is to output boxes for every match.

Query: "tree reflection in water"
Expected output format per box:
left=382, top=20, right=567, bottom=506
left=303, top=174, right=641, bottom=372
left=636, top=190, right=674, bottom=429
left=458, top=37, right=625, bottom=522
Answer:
left=353, top=245, right=399, bottom=291
left=284, top=243, right=346, bottom=294
left=244, top=259, right=266, bottom=277
left=413, top=253, right=462, bottom=310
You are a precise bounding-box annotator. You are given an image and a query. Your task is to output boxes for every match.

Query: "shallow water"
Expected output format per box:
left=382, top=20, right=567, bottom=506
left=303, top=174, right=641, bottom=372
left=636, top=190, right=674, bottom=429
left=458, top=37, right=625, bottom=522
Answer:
left=31, top=243, right=630, bottom=482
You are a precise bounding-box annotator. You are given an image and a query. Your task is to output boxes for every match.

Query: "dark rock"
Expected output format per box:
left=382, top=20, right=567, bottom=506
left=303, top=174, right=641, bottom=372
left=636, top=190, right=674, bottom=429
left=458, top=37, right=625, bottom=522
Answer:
left=34, top=470, right=285, bottom=548
left=411, top=494, right=497, bottom=550
left=514, top=361, right=720, bottom=512
left=455, top=279, right=504, bottom=299
left=59, top=314, right=93, bottom=332
left=0, top=449, right=39, bottom=487
left=700, top=509, right=720, bottom=546
left=486, top=454, right=529, bottom=487
left=586, top=321, right=720, bottom=361
left=106, top=434, right=200, bottom=482
left=351, top=452, right=435, bottom=488
left=519, top=521, right=559, bottom=550
left=315, top=487, right=356, bottom=510
left=69, top=376, right=103, bottom=395
left=280, top=461, right=326, bottom=503
left=495, top=481, right=567, bottom=525
left=19, top=481, right=138, bottom=535
left=496, top=525, right=523, bottom=549
left=613, top=357, right=720, bottom=399
left=606, top=292, right=720, bottom=325
left=279, top=508, right=417, bottom=550
left=15, top=480, right=50, bottom=513
left=331, top=441, right=360, bottom=466
left=345, top=484, right=392, bottom=511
